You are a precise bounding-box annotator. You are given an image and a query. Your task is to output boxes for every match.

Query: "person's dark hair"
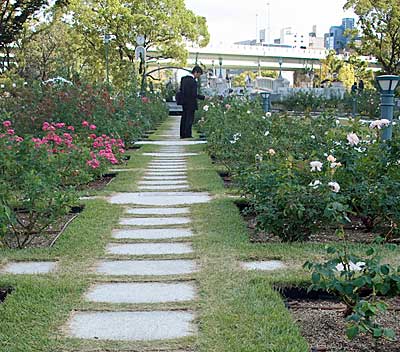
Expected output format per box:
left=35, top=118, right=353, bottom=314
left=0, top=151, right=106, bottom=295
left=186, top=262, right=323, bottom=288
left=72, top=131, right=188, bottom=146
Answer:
left=192, top=65, right=203, bottom=75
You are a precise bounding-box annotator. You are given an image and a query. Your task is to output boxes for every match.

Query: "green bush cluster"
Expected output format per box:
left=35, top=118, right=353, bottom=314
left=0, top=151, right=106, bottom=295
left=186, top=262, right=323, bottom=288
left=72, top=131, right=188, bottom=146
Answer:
left=199, top=97, right=400, bottom=243
left=0, top=82, right=168, bottom=248
left=278, top=90, right=381, bottom=118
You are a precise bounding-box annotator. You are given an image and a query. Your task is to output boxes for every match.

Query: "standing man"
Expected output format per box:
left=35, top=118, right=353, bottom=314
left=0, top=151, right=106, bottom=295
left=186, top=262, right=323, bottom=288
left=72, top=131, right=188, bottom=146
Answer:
left=179, top=66, right=205, bottom=139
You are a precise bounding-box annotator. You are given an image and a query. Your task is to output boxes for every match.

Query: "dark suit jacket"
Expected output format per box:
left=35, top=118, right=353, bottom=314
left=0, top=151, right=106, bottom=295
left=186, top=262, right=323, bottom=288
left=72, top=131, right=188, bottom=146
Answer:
left=180, top=75, right=205, bottom=111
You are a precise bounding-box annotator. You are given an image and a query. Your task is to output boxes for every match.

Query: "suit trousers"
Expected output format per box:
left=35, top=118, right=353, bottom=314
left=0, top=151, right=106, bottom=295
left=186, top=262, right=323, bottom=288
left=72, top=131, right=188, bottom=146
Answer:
left=180, top=108, right=195, bottom=138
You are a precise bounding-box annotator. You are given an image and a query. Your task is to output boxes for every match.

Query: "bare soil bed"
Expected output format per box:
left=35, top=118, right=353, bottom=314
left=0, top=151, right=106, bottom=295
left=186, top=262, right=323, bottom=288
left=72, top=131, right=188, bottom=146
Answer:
left=275, top=286, right=400, bottom=352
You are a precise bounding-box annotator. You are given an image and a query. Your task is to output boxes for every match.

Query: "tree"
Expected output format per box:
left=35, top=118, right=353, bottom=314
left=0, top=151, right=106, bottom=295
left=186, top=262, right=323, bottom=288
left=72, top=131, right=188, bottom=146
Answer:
left=69, top=0, right=209, bottom=65
left=0, top=0, right=68, bottom=48
left=0, top=0, right=68, bottom=71
left=344, top=0, right=400, bottom=74
left=16, top=19, right=83, bottom=81
left=320, top=50, right=344, bottom=82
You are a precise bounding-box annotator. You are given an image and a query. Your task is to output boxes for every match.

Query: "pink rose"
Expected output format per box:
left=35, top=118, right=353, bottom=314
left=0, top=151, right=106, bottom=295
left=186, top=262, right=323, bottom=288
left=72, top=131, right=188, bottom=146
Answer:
left=2, top=120, right=11, bottom=128
left=87, top=159, right=100, bottom=169
left=89, top=124, right=96, bottom=130
left=89, top=133, right=97, bottom=139
left=82, top=121, right=89, bottom=127
left=7, top=129, right=15, bottom=135
left=55, top=122, right=65, bottom=128
left=67, top=126, right=75, bottom=131
left=42, top=122, right=51, bottom=131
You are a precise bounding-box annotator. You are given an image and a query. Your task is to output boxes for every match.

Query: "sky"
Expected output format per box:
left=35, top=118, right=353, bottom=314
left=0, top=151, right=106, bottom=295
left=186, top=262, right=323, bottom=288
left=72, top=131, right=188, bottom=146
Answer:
left=184, top=0, right=356, bottom=45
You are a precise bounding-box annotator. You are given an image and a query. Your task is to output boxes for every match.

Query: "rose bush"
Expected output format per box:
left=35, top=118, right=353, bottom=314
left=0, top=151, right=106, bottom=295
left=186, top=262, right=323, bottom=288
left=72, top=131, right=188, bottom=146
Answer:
left=0, top=120, right=125, bottom=248
left=0, top=82, right=168, bottom=146
left=199, top=97, right=400, bottom=242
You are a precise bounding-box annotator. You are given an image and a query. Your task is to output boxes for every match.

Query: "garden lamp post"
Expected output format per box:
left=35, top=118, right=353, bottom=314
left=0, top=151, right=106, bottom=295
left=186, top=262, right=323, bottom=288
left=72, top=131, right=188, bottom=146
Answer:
left=278, top=57, right=283, bottom=79
left=376, top=75, right=400, bottom=141
left=260, top=91, right=271, bottom=113
left=103, top=34, right=112, bottom=86
left=219, top=57, right=223, bottom=78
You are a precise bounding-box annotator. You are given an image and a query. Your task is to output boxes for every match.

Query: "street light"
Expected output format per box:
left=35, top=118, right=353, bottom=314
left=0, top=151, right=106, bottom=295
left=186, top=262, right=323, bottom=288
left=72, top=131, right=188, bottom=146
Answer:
left=218, top=57, right=223, bottom=78
left=278, top=57, right=283, bottom=78
left=376, top=75, right=400, bottom=141
left=103, top=33, right=112, bottom=86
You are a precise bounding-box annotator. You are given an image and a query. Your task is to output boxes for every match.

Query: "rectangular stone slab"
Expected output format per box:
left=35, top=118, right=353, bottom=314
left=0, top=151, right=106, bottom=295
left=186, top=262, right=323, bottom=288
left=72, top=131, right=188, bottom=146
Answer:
left=112, top=228, right=193, bottom=239
left=0, top=261, right=57, bottom=274
left=147, top=165, right=187, bottom=169
left=146, top=169, right=187, bottom=173
left=148, top=159, right=187, bottom=165
left=119, top=217, right=190, bottom=226
left=143, top=176, right=187, bottom=180
left=105, top=243, right=193, bottom=255
left=143, top=153, right=198, bottom=157
left=84, top=282, right=196, bottom=303
left=240, top=260, right=286, bottom=271
left=66, top=311, right=195, bottom=341
left=108, top=192, right=211, bottom=206
left=126, top=207, right=190, bottom=215
left=95, top=259, right=197, bottom=276
left=138, top=180, right=188, bottom=185
left=145, top=172, right=186, bottom=176
left=138, top=185, right=189, bottom=190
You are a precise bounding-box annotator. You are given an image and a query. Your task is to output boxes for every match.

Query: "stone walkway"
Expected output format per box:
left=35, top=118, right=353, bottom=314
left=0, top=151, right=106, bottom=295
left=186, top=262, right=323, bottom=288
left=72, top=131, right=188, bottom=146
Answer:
left=65, top=117, right=211, bottom=345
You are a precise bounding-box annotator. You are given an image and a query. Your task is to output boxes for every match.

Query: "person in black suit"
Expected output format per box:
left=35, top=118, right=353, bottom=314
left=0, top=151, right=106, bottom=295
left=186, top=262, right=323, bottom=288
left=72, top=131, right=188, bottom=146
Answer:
left=179, top=66, right=205, bottom=138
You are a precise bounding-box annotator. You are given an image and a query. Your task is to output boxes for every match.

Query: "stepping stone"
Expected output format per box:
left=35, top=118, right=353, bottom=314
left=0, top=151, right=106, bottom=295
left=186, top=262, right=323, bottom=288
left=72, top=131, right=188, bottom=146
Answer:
left=108, top=192, right=211, bottom=206
left=112, top=228, right=193, bottom=240
left=136, top=141, right=206, bottom=145
left=138, top=185, right=189, bottom=191
left=143, top=176, right=187, bottom=180
left=150, top=161, right=186, bottom=165
left=241, top=260, right=286, bottom=271
left=145, top=172, right=187, bottom=177
left=146, top=170, right=187, bottom=175
left=119, top=217, right=190, bottom=226
left=138, top=180, right=188, bottom=185
left=0, top=261, right=57, bottom=274
left=126, top=207, right=190, bottom=215
left=85, top=282, right=196, bottom=303
left=148, top=163, right=186, bottom=168
left=106, top=243, right=193, bottom=255
left=143, top=153, right=198, bottom=157
left=66, top=311, right=195, bottom=341
left=147, top=165, right=187, bottom=170
left=150, top=159, right=186, bottom=163
left=95, top=259, right=197, bottom=276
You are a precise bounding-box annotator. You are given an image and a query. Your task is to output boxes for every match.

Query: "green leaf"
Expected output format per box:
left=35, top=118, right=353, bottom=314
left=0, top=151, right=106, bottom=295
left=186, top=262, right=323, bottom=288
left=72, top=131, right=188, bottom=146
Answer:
left=373, top=328, right=383, bottom=338
left=312, top=272, right=321, bottom=283
left=380, top=265, right=390, bottom=275
left=383, top=328, right=395, bottom=340
left=346, top=325, right=359, bottom=339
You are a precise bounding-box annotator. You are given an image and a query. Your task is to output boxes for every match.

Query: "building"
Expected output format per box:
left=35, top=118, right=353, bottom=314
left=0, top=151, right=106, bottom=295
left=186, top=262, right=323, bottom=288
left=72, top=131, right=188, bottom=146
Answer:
left=326, top=17, right=355, bottom=53
left=279, top=27, right=309, bottom=48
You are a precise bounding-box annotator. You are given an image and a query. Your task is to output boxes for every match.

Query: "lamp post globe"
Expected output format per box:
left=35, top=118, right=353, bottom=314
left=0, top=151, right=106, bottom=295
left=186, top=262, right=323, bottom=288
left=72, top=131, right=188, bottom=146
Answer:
left=376, top=75, right=400, bottom=141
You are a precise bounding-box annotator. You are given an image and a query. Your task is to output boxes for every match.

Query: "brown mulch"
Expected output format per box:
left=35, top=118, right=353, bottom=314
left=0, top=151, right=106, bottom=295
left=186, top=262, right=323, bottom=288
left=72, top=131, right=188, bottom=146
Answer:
left=78, top=173, right=116, bottom=191
left=287, top=296, right=400, bottom=352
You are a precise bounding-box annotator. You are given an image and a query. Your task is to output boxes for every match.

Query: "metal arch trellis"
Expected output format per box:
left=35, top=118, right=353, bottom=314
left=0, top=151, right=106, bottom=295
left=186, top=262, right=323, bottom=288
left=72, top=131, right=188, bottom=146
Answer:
left=145, top=66, right=192, bottom=81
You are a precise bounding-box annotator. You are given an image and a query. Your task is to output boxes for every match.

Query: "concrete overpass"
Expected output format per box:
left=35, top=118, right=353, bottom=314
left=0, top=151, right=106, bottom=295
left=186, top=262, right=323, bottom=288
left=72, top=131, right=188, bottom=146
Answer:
left=148, top=44, right=381, bottom=72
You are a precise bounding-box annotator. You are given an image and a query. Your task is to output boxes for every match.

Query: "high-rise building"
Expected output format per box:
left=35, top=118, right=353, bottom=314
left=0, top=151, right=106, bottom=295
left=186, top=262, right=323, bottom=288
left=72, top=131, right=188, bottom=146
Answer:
left=326, top=17, right=355, bottom=52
